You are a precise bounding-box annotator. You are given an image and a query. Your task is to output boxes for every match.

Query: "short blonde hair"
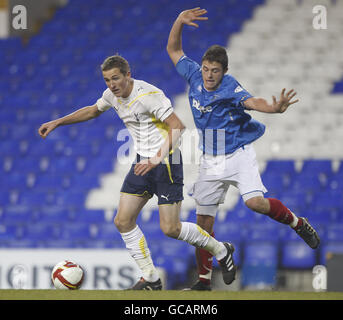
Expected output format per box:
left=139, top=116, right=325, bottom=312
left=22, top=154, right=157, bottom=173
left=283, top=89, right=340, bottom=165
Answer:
left=101, top=55, right=130, bottom=75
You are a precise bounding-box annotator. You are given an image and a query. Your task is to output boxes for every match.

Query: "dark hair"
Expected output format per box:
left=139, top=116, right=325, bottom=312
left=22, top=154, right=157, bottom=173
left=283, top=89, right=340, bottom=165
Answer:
left=101, top=55, right=130, bottom=75
left=202, top=45, right=228, bottom=72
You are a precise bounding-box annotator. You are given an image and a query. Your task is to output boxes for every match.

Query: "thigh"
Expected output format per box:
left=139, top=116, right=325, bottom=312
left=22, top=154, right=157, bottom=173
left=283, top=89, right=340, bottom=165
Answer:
left=159, top=201, right=182, bottom=230
left=189, top=179, right=229, bottom=206
left=233, top=144, right=267, bottom=199
left=115, top=193, right=150, bottom=232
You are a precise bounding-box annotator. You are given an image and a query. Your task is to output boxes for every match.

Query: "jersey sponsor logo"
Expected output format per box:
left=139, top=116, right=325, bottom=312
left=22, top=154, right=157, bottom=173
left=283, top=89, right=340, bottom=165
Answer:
left=192, top=98, right=212, bottom=113
left=234, top=85, right=243, bottom=93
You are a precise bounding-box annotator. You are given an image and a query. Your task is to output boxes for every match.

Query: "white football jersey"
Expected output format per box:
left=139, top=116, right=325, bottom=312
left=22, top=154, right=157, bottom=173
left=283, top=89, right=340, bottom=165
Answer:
left=96, top=79, right=174, bottom=157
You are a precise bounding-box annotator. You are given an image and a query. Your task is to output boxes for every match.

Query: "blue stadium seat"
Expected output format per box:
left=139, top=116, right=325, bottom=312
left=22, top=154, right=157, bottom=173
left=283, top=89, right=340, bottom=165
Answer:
left=327, top=172, right=343, bottom=193
left=23, top=223, right=61, bottom=242
left=244, top=223, right=282, bottom=243
left=227, top=199, right=260, bottom=226
left=54, top=191, right=87, bottom=208
left=278, top=191, right=309, bottom=213
left=74, top=209, right=106, bottom=224
left=2, top=204, right=32, bottom=224
left=37, top=205, right=71, bottom=223
left=311, top=191, right=342, bottom=213
left=263, top=160, right=296, bottom=176
left=3, top=239, right=38, bottom=248
left=42, top=239, right=77, bottom=248
left=301, top=160, right=333, bottom=176
left=139, top=210, right=165, bottom=240
left=60, top=222, right=92, bottom=241
left=323, top=224, right=343, bottom=243
left=154, top=239, right=191, bottom=288
left=281, top=241, right=317, bottom=269
left=0, top=224, right=20, bottom=241
left=291, top=173, right=327, bottom=193
left=241, top=242, right=278, bottom=288
left=214, top=222, right=243, bottom=243
left=0, top=191, right=10, bottom=206
left=96, top=223, right=122, bottom=242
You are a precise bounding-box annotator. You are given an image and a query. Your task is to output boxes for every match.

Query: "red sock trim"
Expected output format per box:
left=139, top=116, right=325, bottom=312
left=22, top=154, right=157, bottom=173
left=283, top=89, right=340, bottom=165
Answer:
left=196, top=232, right=214, bottom=284
left=267, top=198, right=294, bottom=225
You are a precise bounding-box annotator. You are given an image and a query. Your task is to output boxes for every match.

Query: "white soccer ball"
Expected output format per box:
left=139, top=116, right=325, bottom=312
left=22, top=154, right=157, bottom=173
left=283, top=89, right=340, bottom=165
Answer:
left=51, top=260, right=84, bottom=290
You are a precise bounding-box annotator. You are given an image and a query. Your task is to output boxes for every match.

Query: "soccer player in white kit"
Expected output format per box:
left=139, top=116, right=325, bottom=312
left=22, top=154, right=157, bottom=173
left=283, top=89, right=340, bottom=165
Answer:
left=167, top=8, right=320, bottom=290
left=38, top=54, right=237, bottom=289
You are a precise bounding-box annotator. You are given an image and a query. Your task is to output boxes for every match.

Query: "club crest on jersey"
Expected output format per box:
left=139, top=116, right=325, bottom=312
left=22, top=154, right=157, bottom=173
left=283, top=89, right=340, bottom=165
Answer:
left=192, top=98, right=212, bottom=113
left=234, top=85, right=243, bottom=93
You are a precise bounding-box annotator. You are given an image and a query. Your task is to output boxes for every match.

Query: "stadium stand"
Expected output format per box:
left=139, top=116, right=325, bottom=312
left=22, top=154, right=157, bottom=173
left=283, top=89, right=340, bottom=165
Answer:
left=0, top=0, right=342, bottom=289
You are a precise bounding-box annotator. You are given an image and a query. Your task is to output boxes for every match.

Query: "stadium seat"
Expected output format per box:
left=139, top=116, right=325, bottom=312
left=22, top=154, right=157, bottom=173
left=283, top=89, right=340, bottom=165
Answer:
left=241, top=242, right=278, bottom=288
left=244, top=223, right=282, bottom=243
left=37, top=205, right=71, bottom=223
left=2, top=204, right=32, bottom=224
left=74, top=209, right=106, bottom=224
left=300, top=160, right=333, bottom=176
left=281, top=241, right=317, bottom=269
left=60, top=223, right=92, bottom=241
left=0, top=224, right=21, bottom=241
left=96, top=223, right=122, bottom=242
left=263, top=160, right=296, bottom=176
left=23, top=223, right=61, bottom=242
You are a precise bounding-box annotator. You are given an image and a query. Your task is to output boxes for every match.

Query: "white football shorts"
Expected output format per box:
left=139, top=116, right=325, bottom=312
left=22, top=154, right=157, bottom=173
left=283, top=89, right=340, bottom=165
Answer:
left=188, top=143, right=267, bottom=216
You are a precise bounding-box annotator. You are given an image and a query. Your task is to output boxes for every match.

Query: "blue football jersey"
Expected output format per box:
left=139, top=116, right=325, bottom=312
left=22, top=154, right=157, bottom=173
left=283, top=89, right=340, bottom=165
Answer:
left=176, top=55, right=265, bottom=155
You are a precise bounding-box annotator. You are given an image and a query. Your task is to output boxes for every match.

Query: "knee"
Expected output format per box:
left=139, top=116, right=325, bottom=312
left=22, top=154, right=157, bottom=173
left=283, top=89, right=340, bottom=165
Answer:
left=160, top=222, right=181, bottom=239
left=113, top=213, right=135, bottom=233
left=245, top=196, right=269, bottom=214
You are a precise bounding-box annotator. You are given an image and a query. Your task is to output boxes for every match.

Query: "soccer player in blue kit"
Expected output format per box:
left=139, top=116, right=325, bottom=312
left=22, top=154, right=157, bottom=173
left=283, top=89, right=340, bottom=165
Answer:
left=167, top=8, right=320, bottom=290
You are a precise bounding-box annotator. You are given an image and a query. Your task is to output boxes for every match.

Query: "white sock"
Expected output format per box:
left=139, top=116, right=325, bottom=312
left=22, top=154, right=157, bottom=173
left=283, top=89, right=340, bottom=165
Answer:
left=120, top=225, right=159, bottom=282
left=178, top=222, right=226, bottom=260
left=289, top=211, right=299, bottom=228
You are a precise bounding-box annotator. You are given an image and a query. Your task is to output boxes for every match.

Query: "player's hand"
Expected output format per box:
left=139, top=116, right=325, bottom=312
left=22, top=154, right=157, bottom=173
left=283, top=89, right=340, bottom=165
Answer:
left=134, top=157, right=161, bottom=176
left=38, top=120, right=59, bottom=139
left=177, top=7, right=208, bottom=28
left=272, top=88, right=299, bottom=113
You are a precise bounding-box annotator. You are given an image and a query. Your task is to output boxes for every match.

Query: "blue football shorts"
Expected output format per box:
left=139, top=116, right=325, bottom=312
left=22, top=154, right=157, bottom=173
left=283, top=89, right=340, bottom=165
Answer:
left=120, top=149, right=184, bottom=205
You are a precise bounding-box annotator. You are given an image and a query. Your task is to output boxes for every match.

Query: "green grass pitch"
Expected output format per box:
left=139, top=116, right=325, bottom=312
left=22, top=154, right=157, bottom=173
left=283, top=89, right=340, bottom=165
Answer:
left=0, top=290, right=343, bottom=300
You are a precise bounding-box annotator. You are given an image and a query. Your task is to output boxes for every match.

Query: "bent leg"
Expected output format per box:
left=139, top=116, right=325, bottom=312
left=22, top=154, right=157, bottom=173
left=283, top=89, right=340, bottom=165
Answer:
left=159, top=202, right=226, bottom=260
left=245, top=195, right=300, bottom=227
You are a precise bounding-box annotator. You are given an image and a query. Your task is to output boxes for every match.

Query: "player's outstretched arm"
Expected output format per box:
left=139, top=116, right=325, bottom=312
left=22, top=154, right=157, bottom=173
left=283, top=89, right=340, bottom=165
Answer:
left=244, top=88, right=299, bottom=114
left=38, top=104, right=102, bottom=139
left=167, top=7, right=208, bottom=66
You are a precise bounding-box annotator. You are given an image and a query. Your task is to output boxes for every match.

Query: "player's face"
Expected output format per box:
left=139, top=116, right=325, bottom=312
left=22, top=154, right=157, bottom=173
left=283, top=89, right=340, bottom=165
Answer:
left=102, top=68, right=132, bottom=98
left=201, top=60, right=225, bottom=91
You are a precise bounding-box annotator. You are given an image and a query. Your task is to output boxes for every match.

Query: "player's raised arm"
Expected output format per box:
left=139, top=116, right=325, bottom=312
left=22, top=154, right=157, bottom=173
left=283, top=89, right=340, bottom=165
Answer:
left=38, top=104, right=103, bottom=139
left=167, top=7, right=208, bottom=65
left=244, top=88, right=299, bottom=114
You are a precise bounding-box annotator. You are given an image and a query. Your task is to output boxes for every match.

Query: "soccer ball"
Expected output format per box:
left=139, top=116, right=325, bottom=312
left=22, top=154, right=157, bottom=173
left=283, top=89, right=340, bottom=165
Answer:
left=51, top=260, right=84, bottom=290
